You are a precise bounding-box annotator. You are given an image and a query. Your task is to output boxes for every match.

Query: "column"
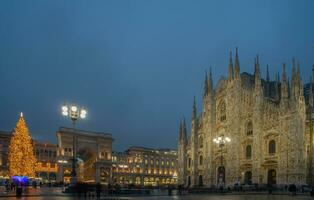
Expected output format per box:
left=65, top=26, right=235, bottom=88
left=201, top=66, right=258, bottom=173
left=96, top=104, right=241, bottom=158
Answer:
left=95, top=164, right=101, bottom=183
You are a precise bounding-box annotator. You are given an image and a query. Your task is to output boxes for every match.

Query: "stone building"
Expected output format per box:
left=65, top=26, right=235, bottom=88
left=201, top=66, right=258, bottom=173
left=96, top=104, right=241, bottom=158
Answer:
left=56, top=127, right=113, bottom=184
left=34, top=140, right=58, bottom=183
left=0, top=131, right=58, bottom=182
left=0, top=131, right=11, bottom=178
left=112, top=146, right=178, bottom=187
left=178, top=49, right=309, bottom=187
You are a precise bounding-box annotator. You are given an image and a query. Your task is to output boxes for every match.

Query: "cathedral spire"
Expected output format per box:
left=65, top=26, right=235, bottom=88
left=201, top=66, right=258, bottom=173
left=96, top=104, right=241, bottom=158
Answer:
left=281, top=63, right=289, bottom=100
left=310, top=76, right=314, bottom=107
left=299, top=76, right=304, bottom=102
left=266, top=64, right=270, bottom=82
left=208, top=67, right=213, bottom=92
left=228, top=50, right=234, bottom=81
left=292, top=58, right=296, bottom=77
left=234, top=47, right=240, bottom=79
left=292, top=58, right=296, bottom=84
left=282, top=63, right=287, bottom=82
left=182, top=117, right=187, bottom=143
left=203, top=70, right=208, bottom=97
left=297, top=60, right=301, bottom=77
left=192, top=96, right=197, bottom=120
left=274, top=72, right=280, bottom=101
left=255, top=55, right=260, bottom=77
left=178, top=119, right=183, bottom=141
left=254, top=55, right=261, bottom=90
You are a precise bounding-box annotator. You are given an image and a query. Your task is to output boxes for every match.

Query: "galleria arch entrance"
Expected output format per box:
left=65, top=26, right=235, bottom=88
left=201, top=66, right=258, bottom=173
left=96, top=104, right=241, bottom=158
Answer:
left=56, top=127, right=113, bottom=184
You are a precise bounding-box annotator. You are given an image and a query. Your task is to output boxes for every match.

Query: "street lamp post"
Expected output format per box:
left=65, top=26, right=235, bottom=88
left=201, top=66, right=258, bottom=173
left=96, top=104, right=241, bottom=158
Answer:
left=61, top=104, right=87, bottom=185
left=213, top=135, right=231, bottom=188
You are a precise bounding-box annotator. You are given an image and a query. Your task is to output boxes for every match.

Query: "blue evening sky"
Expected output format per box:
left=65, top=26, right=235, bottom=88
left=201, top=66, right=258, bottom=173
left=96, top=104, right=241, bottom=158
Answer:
left=0, top=0, right=313, bottom=151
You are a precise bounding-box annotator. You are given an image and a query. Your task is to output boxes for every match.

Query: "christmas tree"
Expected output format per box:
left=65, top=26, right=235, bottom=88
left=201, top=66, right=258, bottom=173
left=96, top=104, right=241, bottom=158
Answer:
left=8, top=113, right=36, bottom=177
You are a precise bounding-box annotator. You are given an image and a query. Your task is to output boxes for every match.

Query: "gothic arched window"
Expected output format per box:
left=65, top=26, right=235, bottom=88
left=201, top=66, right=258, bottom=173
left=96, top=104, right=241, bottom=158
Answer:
left=199, top=155, right=203, bottom=166
left=246, top=121, right=253, bottom=136
left=269, top=140, right=276, bottom=154
left=188, top=158, right=191, bottom=168
left=218, top=101, right=227, bottom=122
left=246, top=145, right=252, bottom=159
left=199, top=136, right=204, bottom=148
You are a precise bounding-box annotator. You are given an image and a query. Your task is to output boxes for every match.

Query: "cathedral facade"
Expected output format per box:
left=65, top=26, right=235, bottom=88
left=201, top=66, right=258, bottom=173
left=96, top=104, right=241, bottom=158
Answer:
left=178, top=49, right=311, bottom=188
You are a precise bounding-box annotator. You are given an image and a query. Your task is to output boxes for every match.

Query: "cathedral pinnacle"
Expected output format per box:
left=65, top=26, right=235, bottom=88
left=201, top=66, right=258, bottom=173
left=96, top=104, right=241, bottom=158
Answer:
left=266, top=64, right=270, bottom=82
left=208, top=67, right=213, bottom=93
left=281, top=63, right=289, bottom=101
left=182, top=117, right=187, bottom=143
left=192, top=96, right=197, bottom=120
left=178, top=119, right=183, bottom=141
left=228, top=50, right=234, bottom=81
left=203, top=70, right=209, bottom=97
left=235, top=47, right=240, bottom=79
left=297, top=60, right=300, bottom=76
left=254, top=55, right=261, bottom=79
left=282, top=63, right=287, bottom=82
left=310, top=76, right=314, bottom=107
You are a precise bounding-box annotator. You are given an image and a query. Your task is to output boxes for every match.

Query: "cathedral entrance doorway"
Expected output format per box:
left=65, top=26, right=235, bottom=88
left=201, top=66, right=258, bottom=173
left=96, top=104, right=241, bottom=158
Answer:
left=217, top=166, right=225, bottom=186
left=244, top=171, right=252, bottom=185
left=267, top=169, right=277, bottom=185
left=198, top=175, right=203, bottom=187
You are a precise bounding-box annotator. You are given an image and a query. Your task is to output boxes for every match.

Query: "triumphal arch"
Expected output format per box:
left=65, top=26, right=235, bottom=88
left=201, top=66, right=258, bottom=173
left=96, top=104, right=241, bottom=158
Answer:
left=56, top=127, right=113, bottom=184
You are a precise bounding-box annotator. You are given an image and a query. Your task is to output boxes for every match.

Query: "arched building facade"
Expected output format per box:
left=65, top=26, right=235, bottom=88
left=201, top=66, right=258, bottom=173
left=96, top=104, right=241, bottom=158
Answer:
left=56, top=127, right=113, bottom=184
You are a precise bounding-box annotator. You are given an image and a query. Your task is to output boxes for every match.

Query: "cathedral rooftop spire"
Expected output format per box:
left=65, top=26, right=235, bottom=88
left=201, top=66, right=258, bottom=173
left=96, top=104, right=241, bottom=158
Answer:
left=192, top=96, right=197, bottom=120
left=203, top=70, right=208, bottom=97
left=235, top=47, right=240, bottom=79
left=254, top=55, right=262, bottom=92
left=182, top=117, right=187, bottom=143
left=178, top=119, right=183, bottom=141
left=228, top=50, right=234, bottom=81
left=266, top=64, right=270, bottom=82
left=281, top=63, right=289, bottom=101
left=297, top=60, right=300, bottom=76
left=282, top=63, right=287, bottom=82
left=310, top=76, right=314, bottom=107
left=208, top=67, right=213, bottom=92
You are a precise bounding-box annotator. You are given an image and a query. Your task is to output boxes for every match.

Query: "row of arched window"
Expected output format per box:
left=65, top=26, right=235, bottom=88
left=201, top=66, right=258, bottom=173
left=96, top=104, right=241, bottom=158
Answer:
left=245, top=140, right=276, bottom=159
left=187, top=155, right=204, bottom=168
left=217, top=101, right=253, bottom=136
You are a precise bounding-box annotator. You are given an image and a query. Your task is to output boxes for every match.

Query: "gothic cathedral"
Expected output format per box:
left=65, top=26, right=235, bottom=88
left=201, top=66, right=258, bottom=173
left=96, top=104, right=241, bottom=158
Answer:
left=177, top=48, right=313, bottom=188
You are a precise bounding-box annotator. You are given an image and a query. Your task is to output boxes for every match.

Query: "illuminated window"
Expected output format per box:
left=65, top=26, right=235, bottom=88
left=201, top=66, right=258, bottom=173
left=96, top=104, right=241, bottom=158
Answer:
left=145, top=159, right=148, bottom=165
left=161, top=161, right=164, bottom=166
left=156, top=160, right=159, bottom=165
left=150, top=160, right=154, bottom=165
